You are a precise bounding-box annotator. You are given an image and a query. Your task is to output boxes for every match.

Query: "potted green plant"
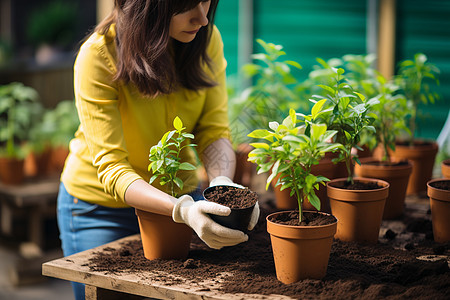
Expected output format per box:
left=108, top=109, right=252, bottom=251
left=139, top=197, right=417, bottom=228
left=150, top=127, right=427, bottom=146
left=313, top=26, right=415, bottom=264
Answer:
left=391, top=53, right=441, bottom=195
left=136, top=116, right=197, bottom=260
left=26, top=0, right=77, bottom=64
left=248, top=108, right=340, bottom=283
left=306, top=66, right=389, bottom=244
left=352, top=70, right=414, bottom=219
left=27, top=100, right=79, bottom=176
left=228, top=39, right=304, bottom=196
left=0, top=82, right=41, bottom=184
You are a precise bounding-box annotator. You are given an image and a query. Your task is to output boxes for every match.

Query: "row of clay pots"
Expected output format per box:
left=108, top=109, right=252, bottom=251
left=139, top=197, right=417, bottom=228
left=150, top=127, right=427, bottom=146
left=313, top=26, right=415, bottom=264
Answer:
left=0, top=146, right=69, bottom=185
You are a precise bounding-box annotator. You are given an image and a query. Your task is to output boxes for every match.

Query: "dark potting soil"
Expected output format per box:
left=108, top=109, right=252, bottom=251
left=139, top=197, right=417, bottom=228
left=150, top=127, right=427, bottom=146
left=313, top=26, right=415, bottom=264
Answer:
left=429, top=180, right=450, bottom=191
left=268, top=210, right=336, bottom=226
left=336, top=180, right=383, bottom=190
left=365, top=160, right=410, bottom=167
left=87, top=206, right=450, bottom=299
left=204, top=186, right=258, bottom=209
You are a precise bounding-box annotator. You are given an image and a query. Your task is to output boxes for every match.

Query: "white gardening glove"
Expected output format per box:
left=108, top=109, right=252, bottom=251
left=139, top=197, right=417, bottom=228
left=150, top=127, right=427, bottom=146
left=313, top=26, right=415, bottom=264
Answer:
left=172, top=195, right=248, bottom=249
left=209, top=176, right=260, bottom=231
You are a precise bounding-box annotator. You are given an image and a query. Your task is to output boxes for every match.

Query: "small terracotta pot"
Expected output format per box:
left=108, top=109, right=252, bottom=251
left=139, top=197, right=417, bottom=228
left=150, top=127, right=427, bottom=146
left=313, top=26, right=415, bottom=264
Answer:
left=135, top=209, right=193, bottom=260
left=51, top=146, right=69, bottom=174
left=0, top=157, right=25, bottom=185
left=203, top=185, right=257, bottom=232
left=24, top=147, right=53, bottom=178
left=266, top=211, right=337, bottom=283
left=354, top=158, right=412, bottom=219
left=327, top=177, right=389, bottom=243
left=427, top=179, right=450, bottom=243
left=441, top=159, right=450, bottom=179
left=390, top=141, right=438, bottom=195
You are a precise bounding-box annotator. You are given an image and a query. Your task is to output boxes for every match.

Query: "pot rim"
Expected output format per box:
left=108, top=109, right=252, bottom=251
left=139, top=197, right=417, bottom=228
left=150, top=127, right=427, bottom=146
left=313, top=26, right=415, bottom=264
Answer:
left=355, top=158, right=413, bottom=176
left=266, top=210, right=338, bottom=239
left=427, top=178, right=450, bottom=201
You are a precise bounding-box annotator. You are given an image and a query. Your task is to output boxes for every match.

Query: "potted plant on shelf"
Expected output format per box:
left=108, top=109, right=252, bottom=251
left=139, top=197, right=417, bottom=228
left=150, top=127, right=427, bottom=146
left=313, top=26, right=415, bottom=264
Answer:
left=0, top=82, right=41, bottom=185
left=307, top=67, right=389, bottom=244
left=136, top=116, right=197, bottom=260
left=427, top=178, right=450, bottom=243
left=248, top=108, right=340, bottom=283
left=391, top=53, right=441, bottom=195
left=353, top=70, right=413, bottom=219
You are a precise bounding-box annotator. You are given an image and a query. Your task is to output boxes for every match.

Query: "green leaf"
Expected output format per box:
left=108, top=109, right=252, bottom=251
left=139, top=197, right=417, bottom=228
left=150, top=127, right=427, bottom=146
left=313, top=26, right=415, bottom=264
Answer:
left=284, top=60, right=302, bottom=70
left=179, top=162, right=197, bottom=171
left=173, top=116, right=183, bottom=131
left=311, top=99, right=327, bottom=120
left=149, top=174, right=158, bottom=184
left=311, top=124, right=327, bottom=141
left=173, top=177, right=184, bottom=190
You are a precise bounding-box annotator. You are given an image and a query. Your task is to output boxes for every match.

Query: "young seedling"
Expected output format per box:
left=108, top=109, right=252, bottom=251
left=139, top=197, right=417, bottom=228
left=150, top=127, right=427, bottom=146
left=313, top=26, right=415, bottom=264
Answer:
left=248, top=108, right=341, bottom=223
left=148, top=116, right=197, bottom=197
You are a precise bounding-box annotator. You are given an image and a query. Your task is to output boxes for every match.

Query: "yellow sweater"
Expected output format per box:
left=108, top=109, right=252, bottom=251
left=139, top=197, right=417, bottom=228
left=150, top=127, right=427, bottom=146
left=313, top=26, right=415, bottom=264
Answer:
left=61, top=25, right=230, bottom=208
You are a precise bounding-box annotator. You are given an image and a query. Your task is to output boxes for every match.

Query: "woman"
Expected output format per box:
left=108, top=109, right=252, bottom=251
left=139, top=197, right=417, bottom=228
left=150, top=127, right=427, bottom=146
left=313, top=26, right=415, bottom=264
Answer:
left=57, top=0, right=259, bottom=298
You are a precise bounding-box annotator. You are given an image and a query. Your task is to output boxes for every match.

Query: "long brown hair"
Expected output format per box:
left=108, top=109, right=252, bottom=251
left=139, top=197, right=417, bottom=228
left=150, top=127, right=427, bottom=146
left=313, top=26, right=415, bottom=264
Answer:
left=96, top=0, right=219, bottom=97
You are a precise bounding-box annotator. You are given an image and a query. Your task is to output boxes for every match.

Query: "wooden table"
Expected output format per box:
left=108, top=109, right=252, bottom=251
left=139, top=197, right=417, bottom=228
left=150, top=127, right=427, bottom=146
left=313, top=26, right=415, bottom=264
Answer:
left=42, top=234, right=294, bottom=300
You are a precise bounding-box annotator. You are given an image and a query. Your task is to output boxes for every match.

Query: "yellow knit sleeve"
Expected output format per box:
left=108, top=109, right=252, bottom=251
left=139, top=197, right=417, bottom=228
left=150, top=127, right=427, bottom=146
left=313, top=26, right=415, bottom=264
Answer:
left=193, top=26, right=231, bottom=156
left=73, top=35, right=142, bottom=203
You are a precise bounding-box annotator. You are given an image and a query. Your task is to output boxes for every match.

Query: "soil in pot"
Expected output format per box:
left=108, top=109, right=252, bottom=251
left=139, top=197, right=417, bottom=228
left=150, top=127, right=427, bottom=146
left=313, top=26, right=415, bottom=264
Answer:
left=87, top=201, right=449, bottom=299
left=203, top=185, right=258, bottom=231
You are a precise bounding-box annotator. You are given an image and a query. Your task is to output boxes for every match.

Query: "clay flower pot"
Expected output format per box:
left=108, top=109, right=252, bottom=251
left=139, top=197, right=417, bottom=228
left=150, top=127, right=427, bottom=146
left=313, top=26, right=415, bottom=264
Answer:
left=267, top=210, right=337, bottom=283
left=327, top=177, right=389, bottom=244
left=135, top=209, right=193, bottom=260
left=0, top=157, right=25, bottom=185
left=441, top=159, right=450, bottom=179
left=354, top=158, right=413, bottom=219
left=390, top=140, right=438, bottom=195
left=427, top=179, right=450, bottom=243
left=203, top=185, right=258, bottom=231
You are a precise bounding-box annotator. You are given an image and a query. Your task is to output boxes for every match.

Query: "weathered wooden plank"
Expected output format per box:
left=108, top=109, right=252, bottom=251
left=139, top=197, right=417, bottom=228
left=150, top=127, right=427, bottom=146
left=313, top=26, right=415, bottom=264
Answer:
left=42, top=234, right=294, bottom=300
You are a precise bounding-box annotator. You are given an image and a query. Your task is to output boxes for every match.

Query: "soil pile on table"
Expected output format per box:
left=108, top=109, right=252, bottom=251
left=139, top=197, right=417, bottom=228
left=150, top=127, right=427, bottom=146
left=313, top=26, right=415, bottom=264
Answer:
left=88, top=204, right=449, bottom=299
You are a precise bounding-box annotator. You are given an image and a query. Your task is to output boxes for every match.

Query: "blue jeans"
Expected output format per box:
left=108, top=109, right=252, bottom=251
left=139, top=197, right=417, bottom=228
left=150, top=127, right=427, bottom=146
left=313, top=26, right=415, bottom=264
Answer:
left=57, top=182, right=203, bottom=300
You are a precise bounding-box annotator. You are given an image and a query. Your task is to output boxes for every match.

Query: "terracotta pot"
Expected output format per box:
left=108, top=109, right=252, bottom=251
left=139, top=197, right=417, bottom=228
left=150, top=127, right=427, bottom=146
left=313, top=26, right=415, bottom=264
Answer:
left=354, top=158, right=413, bottom=219
left=0, top=157, right=25, bottom=185
left=441, top=159, right=450, bottom=179
left=427, top=179, right=450, bottom=243
left=135, top=209, right=193, bottom=260
left=24, top=147, right=53, bottom=178
left=327, top=177, right=389, bottom=243
left=390, top=141, right=438, bottom=195
left=233, top=143, right=255, bottom=188
left=266, top=211, right=337, bottom=283
left=50, top=146, right=69, bottom=174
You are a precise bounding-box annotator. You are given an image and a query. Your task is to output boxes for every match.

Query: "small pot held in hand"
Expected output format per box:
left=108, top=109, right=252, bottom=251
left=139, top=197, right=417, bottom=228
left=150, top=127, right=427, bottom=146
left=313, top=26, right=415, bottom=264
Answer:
left=203, top=185, right=258, bottom=232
